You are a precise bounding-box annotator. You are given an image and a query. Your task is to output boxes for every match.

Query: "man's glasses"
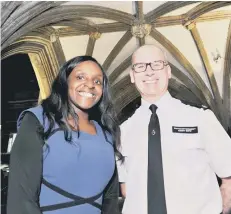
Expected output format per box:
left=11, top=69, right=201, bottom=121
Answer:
left=132, top=60, right=169, bottom=73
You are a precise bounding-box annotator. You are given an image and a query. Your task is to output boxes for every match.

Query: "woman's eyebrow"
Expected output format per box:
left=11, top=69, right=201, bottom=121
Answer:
left=74, top=71, right=103, bottom=79
left=94, top=74, right=103, bottom=78
left=73, top=69, right=83, bottom=73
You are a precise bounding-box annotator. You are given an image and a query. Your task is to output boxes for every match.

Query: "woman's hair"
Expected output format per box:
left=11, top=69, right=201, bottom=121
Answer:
left=41, top=56, right=122, bottom=160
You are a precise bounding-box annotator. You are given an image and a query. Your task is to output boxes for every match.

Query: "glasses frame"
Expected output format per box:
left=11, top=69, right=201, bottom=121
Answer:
left=132, top=60, right=169, bottom=73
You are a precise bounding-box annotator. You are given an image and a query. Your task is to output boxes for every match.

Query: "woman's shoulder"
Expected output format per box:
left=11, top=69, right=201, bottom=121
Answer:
left=17, top=105, right=44, bottom=130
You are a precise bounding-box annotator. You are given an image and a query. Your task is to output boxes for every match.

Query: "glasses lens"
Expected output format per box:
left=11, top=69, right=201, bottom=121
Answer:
left=133, top=63, right=146, bottom=72
left=150, top=61, right=164, bottom=70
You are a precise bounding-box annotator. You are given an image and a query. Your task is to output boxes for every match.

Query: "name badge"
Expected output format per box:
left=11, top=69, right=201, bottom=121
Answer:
left=172, top=126, right=198, bottom=134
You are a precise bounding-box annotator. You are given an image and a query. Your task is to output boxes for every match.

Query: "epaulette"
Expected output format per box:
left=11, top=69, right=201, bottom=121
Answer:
left=180, top=99, right=209, bottom=110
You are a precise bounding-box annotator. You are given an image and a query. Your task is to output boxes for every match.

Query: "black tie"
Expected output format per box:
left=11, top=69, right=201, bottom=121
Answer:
left=148, top=104, right=167, bottom=214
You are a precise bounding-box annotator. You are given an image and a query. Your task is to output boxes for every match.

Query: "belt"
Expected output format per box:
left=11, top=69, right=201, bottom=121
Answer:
left=40, top=179, right=103, bottom=212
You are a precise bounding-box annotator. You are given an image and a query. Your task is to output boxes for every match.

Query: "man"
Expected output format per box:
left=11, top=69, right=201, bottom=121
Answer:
left=117, top=45, right=231, bottom=214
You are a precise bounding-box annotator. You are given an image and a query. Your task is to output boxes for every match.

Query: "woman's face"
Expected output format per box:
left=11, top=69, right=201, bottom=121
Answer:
left=67, top=60, right=103, bottom=110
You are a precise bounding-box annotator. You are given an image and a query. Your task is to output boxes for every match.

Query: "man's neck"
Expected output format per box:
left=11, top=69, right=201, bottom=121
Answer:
left=142, top=91, right=168, bottom=104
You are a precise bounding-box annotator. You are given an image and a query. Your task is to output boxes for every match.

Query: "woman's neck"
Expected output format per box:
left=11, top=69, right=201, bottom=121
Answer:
left=68, top=107, right=92, bottom=129
left=68, top=110, right=97, bottom=134
left=72, top=105, right=89, bottom=120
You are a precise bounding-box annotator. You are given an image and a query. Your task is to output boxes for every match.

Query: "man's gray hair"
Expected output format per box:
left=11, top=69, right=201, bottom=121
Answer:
left=132, top=44, right=168, bottom=63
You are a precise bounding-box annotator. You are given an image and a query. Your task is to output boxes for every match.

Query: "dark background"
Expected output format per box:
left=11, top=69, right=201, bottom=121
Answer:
left=1, top=54, right=39, bottom=213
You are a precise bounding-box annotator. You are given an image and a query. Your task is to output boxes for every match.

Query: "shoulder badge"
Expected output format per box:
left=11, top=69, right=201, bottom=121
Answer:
left=180, top=99, right=209, bottom=110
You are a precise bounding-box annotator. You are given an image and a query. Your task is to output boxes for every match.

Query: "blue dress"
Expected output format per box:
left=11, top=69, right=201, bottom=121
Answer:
left=18, top=106, right=115, bottom=214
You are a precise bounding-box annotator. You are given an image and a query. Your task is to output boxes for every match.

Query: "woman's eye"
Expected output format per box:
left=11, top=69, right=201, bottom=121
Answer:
left=94, top=79, right=102, bottom=85
left=76, top=75, right=84, bottom=80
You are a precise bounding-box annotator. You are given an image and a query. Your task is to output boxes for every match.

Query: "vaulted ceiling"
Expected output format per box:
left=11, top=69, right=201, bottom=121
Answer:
left=1, top=1, right=231, bottom=131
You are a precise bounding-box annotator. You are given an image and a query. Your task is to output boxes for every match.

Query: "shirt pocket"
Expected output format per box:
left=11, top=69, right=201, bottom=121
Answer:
left=172, top=132, right=203, bottom=150
left=170, top=130, right=210, bottom=169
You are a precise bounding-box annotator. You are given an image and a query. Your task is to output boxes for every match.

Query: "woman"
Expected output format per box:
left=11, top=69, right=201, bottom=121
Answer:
left=7, top=56, right=122, bottom=214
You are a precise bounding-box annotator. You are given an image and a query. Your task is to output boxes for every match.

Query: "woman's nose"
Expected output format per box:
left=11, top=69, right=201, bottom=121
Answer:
left=84, top=80, right=95, bottom=89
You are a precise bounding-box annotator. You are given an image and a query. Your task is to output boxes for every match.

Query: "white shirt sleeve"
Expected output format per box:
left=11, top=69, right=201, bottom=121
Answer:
left=202, top=109, right=231, bottom=178
left=116, top=122, right=129, bottom=183
left=116, top=157, right=127, bottom=182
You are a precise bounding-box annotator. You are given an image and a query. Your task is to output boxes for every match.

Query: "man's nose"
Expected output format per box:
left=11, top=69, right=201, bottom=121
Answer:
left=145, top=64, right=155, bottom=76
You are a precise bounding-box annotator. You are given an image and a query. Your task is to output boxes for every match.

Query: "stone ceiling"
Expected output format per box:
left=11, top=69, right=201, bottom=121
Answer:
left=1, top=1, right=231, bottom=130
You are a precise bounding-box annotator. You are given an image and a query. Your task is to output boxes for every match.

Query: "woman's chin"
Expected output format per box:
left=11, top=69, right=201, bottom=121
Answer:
left=77, top=102, right=97, bottom=111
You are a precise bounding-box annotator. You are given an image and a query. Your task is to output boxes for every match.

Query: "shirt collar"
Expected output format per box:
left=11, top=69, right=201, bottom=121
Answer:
left=141, top=91, right=173, bottom=112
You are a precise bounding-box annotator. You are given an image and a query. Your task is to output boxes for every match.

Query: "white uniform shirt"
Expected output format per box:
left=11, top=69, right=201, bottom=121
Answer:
left=117, top=91, right=231, bottom=214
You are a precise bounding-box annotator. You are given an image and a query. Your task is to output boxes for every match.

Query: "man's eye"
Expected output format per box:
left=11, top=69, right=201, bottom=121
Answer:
left=153, top=64, right=160, bottom=67
left=137, top=65, right=145, bottom=68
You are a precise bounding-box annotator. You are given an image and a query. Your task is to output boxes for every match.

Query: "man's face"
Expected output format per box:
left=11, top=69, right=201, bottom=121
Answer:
left=130, top=47, right=171, bottom=101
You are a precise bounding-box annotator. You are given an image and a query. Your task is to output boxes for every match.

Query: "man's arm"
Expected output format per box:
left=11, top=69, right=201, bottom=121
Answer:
left=120, top=183, right=126, bottom=198
left=220, top=177, right=231, bottom=214
left=116, top=156, right=127, bottom=198
left=201, top=110, right=231, bottom=214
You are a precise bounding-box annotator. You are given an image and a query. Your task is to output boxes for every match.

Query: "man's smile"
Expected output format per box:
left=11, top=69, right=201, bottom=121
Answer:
left=143, top=78, right=159, bottom=84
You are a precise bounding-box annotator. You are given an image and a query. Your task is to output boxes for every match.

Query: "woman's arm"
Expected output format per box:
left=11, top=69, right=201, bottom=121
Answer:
left=7, top=112, right=44, bottom=214
left=101, top=167, right=120, bottom=214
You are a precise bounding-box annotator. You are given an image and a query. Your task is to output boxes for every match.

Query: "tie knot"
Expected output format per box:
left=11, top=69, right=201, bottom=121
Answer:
left=149, top=104, right=158, bottom=114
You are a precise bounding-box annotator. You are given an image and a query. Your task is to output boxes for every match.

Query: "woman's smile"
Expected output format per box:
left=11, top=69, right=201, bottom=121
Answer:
left=78, top=91, right=96, bottom=98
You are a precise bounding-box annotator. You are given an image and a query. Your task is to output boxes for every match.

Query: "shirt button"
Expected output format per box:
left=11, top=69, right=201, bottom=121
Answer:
left=152, top=130, right=156, bottom=135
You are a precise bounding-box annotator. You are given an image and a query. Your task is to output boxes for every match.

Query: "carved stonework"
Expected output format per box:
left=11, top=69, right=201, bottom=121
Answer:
left=32, top=57, right=42, bottom=70
left=50, top=30, right=60, bottom=43
left=89, top=32, right=101, bottom=40
left=131, top=24, right=152, bottom=38
left=184, top=21, right=196, bottom=30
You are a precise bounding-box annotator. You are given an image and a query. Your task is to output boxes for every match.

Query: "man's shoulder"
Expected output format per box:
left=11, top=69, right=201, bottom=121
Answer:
left=120, top=107, right=142, bottom=129
left=168, top=97, right=213, bottom=124
left=119, top=107, right=144, bottom=143
left=173, top=97, right=209, bottom=113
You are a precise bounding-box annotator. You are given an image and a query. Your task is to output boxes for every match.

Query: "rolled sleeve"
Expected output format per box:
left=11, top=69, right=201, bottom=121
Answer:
left=202, top=109, right=231, bottom=178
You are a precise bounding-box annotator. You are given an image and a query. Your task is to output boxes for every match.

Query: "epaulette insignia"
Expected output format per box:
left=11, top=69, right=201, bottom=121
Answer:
left=180, top=100, right=209, bottom=110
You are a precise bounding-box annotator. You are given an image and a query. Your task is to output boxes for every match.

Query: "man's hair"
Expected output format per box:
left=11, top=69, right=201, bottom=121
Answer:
left=132, top=44, right=168, bottom=63
left=41, top=55, right=122, bottom=159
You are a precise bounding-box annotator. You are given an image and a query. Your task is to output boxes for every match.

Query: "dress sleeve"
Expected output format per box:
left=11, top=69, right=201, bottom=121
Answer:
left=101, top=167, right=120, bottom=214
left=7, top=112, right=44, bottom=214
